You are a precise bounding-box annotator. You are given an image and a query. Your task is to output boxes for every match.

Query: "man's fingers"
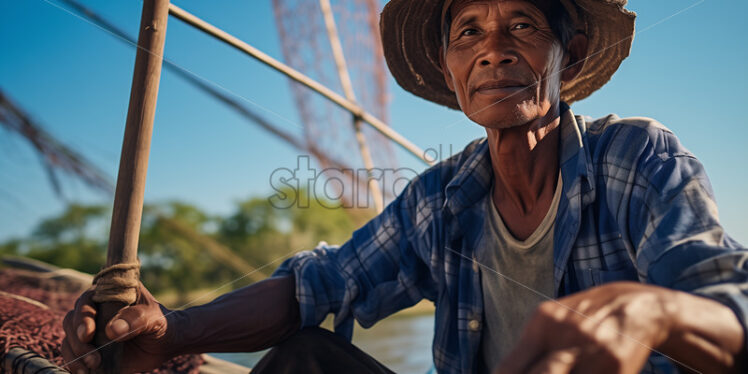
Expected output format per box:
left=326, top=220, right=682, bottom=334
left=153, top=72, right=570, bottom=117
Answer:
left=526, top=349, right=579, bottom=374
left=74, top=307, right=96, bottom=343
left=62, top=292, right=98, bottom=369
left=61, top=324, right=101, bottom=370
left=72, top=291, right=97, bottom=343
left=61, top=340, right=87, bottom=374
left=105, top=304, right=158, bottom=342
left=63, top=310, right=93, bottom=355
left=61, top=338, right=100, bottom=373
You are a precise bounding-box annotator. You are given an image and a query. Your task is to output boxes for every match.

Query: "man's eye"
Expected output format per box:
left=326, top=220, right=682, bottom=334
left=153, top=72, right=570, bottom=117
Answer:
left=460, top=28, right=478, bottom=36
left=511, top=23, right=533, bottom=31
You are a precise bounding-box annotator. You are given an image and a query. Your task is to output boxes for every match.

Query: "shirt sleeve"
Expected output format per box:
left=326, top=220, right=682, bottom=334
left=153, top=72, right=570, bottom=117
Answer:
left=626, top=128, right=748, bottom=351
left=271, top=177, right=439, bottom=339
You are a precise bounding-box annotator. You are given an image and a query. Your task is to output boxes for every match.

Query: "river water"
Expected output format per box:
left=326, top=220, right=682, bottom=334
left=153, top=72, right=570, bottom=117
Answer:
left=212, top=313, right=435, bottom=373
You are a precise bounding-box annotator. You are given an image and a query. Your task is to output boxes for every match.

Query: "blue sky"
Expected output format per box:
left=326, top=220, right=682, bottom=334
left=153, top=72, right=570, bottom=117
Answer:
left=1, top=0, right=747, bottom=244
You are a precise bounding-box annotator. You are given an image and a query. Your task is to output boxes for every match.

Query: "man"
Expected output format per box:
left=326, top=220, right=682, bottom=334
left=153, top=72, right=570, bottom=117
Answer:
left=62, top=0, right=748, bottom=373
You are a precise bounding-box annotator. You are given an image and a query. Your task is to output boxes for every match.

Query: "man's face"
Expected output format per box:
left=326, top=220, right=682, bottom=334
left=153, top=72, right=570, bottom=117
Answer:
left=441, top=0, right=566, bottom=129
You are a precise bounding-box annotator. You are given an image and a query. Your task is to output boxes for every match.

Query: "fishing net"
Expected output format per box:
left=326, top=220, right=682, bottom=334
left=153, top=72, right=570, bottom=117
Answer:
left=0, top=268, right=204, bottom=373
left=272, top=0, right=403, bottom=208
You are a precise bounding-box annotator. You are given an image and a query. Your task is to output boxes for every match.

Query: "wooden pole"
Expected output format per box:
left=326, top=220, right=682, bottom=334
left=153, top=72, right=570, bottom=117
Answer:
left=318, top=0, right=384, bottom=213
left=94, top=0, right=169, bottom=372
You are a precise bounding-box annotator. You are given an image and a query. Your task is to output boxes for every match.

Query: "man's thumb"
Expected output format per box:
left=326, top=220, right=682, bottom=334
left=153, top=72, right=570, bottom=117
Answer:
left=105, top=305, right=152, bottom=341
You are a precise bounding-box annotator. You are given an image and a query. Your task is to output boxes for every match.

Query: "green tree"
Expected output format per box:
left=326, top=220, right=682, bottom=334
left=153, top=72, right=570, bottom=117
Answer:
left=24, top=203, right=109, bottom=274
left=217, top=187, right=366, bottom=270
left=138, top=202, right=233, bottom=299
left=0, top=189, right=374, bottom=302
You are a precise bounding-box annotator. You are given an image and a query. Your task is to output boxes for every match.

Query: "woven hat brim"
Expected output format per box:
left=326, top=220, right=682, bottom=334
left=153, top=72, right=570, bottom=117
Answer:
left=380, top=0, right=636, bottom=110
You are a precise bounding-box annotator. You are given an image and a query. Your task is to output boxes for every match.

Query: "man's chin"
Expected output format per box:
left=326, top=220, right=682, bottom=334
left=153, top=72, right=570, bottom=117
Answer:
left=465, top=105, right=536, bottom=130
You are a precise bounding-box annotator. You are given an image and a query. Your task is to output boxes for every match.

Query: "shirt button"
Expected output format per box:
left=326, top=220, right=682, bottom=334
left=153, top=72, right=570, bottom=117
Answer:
left=468, top=319, right=481, bottom=331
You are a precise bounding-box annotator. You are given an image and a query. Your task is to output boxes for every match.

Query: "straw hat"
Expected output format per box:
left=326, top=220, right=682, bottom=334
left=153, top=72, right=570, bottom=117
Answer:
left=380, top=0, right=636, bottom=109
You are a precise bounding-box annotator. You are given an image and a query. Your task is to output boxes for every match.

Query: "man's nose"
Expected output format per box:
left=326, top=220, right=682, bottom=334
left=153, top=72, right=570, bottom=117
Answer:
left=478, top=32, right=518, bottom=66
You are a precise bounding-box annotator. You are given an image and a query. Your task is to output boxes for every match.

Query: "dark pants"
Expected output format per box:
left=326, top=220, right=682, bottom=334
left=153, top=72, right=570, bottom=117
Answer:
left=251, top=327, right=396, bottom=374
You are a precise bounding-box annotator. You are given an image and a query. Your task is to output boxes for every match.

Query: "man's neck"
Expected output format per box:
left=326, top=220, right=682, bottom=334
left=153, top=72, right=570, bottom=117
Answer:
left=485, top=105, right=562, bottom=240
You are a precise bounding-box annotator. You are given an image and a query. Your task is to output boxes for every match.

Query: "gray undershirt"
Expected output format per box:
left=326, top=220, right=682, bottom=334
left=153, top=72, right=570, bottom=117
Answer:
left=477, top=174, right=562, bottom=372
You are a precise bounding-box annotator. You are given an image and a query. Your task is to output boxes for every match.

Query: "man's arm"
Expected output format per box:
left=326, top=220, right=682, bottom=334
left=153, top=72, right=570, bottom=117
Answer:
left=166, top=275, right=301, bottom=354
left=62, top=276, right=300, bottom=373
left=270, top=173, right=442, bottom=338
left=661, top=286, right=746, bottom=372
left=624, top=129, right=748, bottom=369
left=64, top=171, right=439, bottom=373
left=496, top=282, right=746, bottom=374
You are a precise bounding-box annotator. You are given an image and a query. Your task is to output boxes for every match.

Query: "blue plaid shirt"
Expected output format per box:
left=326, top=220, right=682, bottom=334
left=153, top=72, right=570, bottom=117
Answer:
left=274, top=105, right=748, bottom=373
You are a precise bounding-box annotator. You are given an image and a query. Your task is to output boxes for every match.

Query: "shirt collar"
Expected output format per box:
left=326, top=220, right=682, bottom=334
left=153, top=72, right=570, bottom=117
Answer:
left=443, top=103, right=595, bottom=217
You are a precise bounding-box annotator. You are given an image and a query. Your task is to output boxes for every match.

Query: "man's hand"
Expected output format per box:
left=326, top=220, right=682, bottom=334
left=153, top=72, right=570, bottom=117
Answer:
left=61, top=282, right=177, bottom=374
left=495, top=281, right=746, bottom=374
left=61, top=275, right=301, bottom=373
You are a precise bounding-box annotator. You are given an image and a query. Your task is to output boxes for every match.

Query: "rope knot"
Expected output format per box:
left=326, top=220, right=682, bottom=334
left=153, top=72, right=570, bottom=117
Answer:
left=92, top=261, right=140, bottom=305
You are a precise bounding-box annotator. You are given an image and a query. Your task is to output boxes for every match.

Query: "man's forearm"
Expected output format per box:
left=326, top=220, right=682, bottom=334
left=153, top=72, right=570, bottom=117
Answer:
left=660, top=290, right=747, bottom=373
left=166, top=275, right=301, bottom=355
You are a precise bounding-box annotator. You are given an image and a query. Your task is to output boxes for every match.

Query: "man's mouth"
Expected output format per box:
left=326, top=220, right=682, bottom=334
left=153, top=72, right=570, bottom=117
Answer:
left=473, top=79, right=530, bottom=96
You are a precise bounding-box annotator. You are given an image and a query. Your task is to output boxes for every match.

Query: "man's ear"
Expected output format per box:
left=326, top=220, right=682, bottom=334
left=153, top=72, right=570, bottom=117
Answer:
left=439, top=46, right=456, bottom=92
left=560, top=32, right=588, bottom=83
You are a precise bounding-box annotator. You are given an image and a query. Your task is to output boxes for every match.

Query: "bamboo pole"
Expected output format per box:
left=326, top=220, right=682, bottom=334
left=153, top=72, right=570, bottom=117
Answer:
left=318, top=0, right=384, bottom=213
left=167, top=4, right=434, bottom=166
left=94, top=0, right=170, bottom=372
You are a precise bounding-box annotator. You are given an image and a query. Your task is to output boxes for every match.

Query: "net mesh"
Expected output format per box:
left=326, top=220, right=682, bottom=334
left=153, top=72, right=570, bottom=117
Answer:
left=272, top=0, right=402, bottom=207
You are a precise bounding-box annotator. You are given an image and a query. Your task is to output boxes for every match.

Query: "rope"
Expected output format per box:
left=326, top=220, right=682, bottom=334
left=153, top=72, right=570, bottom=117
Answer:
left=0, top=291, right=50, bottom=310
left=92, top=261, right=140, bottom=304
